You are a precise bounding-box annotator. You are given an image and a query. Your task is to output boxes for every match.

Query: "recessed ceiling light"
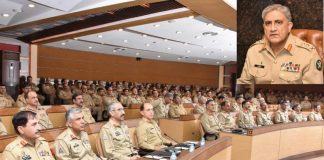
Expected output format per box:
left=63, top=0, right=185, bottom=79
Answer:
left=216, top=61, right=220, bottom=64
left=97, top=35, right=103, bottom=38
left=123, top=40, right=128, bottom=43
left=142, top=34, right=147, bottom=37
left=207, top=23, right=213, bottom=26
left=176, top=31, right=182, bottom=34
left=88, top=46, right=92, bottom=49
left=167, top=47, right=171, bottom=50
left=197, top=59, right=201, bottom=62
left=28, top=4, right=35, bottom=8
left=2, top=13, right=9, bottom=17
left=61, top=42, right=66, bottom=45
left=202, top=46, right=207, bottom=49
left=145, top=43, right=150, bottom=47
left=206, top=53, right=210, bottom=56
left=113, top=50, right=117, bottom=53
left=186, top=50, right=191, bottom=53
left=177, top=57, right=181, bottom=60
left=223, top=55, right=227, bottom=58
left=157, top=55, right=161, bottom=58
left=194, top=36, right=201, bottom=39
left=118, top=29, right=123, bottom=31
left=136, top=52, right=140, bottom=55
left=188, top=15, right=194, bottom=19
left=153, top=24, right=160, bottom=27
left=164, top=39, right=168, bottom=42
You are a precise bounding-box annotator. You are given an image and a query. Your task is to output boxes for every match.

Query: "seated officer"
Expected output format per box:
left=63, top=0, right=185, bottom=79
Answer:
left=16, top=84, right=32, bottom=108
left=54, top=108, right=101, bottom=160
left=72, top=93, right=96, bottom=124
left=217, top=101, right=237, bottom=129
left=2, top=111, right=55, bottom=160
left=0, top=84, right=15, bottom=108
left=169, top=94, right=187, bottom=118
left=193, top=96, right=206, bottom=114
left=308, top=104, right=323, bottom=121
left=0, top=116, right=8, bottom=135
left=20, top=91, right=53, bottom=129
left=238, top=101, right=257, bottom=128
left=200, top=100, right=224, bottom=140
left=290, top=103, right=307, bottom=122
left=99, top=102, right=140, bottom=160
left=274, top=100, right=291, bottom=124
left=136, top=103, right=173, bottom=155
left=256, top=102, right=273, bottom=126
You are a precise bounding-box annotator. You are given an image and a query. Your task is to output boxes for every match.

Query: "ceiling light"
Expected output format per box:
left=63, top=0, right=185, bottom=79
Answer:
left=188, top=16, right=194, bottom=19
left=28, top=4, right=35, bottom=8
left=142, top=34, right=147, bottom=37
left=61, top=42, right=66, bottom=45
left=177, top=57, right=181, bottom=60
left=167, top=47, right=171, bottom=50
left=206, top=53, right=210, bottom=56
left=216, top=61, right=220, bottom=64
left=176, top=31, right=182, bottom=34
left=145, top=43, right=150, bottom=47
left=207, top=23, right=213, bottom=26
left=123, top=40, right=128, bottom=43
left=153, top=24, right=160, bottom=27
left=118, top=29, right=123, bottom=31
left=2, top=13, right=9, bottom=17
left=202, top=46, right=207, bottom=49
left=223, top=55, right=227, bottom=58
left=88, top=46, right=92, bottom=49
left=194, top=36, right=201, bottom=39
left=164, top=39, right=168, bottom=42
left=136, top=52, right=140, bottom=55
left=157, top=55, right=161, bottom=58
left=97, top=35, right=103, bottom=38
left=186, top=50, right=191, bottom=53
left=197, top=59, right=201, bottom=62
left=113, top=50, right=117, bottom=53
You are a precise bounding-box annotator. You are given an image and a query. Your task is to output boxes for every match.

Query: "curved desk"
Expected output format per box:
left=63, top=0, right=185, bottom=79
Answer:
left=220, top=121, right=324, bottom=160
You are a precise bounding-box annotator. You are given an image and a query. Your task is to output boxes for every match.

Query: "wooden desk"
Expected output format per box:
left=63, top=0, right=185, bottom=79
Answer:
left=124, top=108, right=141, bottom=119
left=141, top=137, right=232, bottom=160
left=159, top=118, right=201, bottom=142
left=220, top=121, right=324, bottom=160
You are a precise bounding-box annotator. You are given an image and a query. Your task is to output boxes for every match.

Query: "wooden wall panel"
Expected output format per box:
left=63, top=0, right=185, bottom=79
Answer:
left=37, top=46, right=219, bottom=87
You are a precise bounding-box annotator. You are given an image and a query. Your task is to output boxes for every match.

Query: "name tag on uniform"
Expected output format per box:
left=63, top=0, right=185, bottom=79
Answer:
left=280, top=62, right=300, bottom=72
left=254, top=64, right=264, bottom=68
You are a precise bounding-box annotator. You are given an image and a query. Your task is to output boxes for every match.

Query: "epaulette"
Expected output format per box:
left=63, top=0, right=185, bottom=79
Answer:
left=295, top=40, right=315, bottom=52
left=5, top=141, right=20, bottom=151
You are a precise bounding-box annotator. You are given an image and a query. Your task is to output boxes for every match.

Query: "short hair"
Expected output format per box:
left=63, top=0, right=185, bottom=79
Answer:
left=242, top=100, right=249, bottom=107
left=206, top=99, right=214, bottom=106
left=12, top=111, right=37, bottom=134
left=24, top=90, right=36, bottom=99
left=65, top=107, right=82, bottom=122
left=262, top=4, right=292, bottom=22
left=108, top=102, right=121, bottom=113
left=164, top=93, right=173, bottom=98
left=292, top=103, right=300, bottom=110
left=97, top=87, right=104, bottom=92
left=72, top=93, right=82, bottom=101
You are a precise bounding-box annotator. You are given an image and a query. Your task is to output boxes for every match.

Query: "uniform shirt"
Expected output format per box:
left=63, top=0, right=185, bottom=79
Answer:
left=82, top=93, right=95, bottom=109
left=135, top=118, right=170, bottom=150
left=274, top=110, right=290, bottom=124
left=256, top=110, right=273, bottom=126
left=193, top=104, right=206, bottom=114
left=231, top=102, right=242, bottom=112
left=119, top=95, right=129, bottom=107
left=20, top=106, right=53, bottom=129
left=58, top=89, right=73, bottom=104
left=200, top=112, right=223, bottom=134
left=151, top=98, right=168, bottom=119
left=99, top=121, right=137, bottom=160
left=16, top=94, right=27, bottom=108
left=238, top=110, right=256, bottom=128
left=0, top=118, right=7, bottom=136
left=168, top=104, right=187, bottom=118
left=181, top=97, right=192, bottom=103
left=300, top=100, right=312, bottom=109
left=92, top=94, right=103, bottom=108
left=54, top=128, right=100, bottom=160
left=127, top=95, right=143, bottom=106
left=217, top=111, right=236, bottom=129
left=0, top=94, right=15, bottom=108
left=3, top=136, right=55, bottom=160
left=308, top=111, right=323, bottom=121
left=290, top=111, right=307, bottom=122
left=238, top=34, right=323, bottom=84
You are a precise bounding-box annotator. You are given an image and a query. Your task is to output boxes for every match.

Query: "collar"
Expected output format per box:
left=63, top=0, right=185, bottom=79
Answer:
left=260, top=34, right=294, bottom=56
left=18, top=136, right=42, bottom=148
left=67, top=127, right=81, bottom=140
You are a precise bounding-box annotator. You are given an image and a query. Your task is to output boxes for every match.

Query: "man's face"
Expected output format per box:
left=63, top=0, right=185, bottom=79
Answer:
left=124, top=90, right=129, bottom=96
left=81, top=85, right=88, bottom=93
left=23, top=86, right=32, bottom=94
left=107, top=87, right=113, bottom=95
left=281, top=103, right=288, bottom=111
left=0, top=86, right=6, bottom=95
left=294, top=105, right=301, bottom=112
left=68, top=112, right=85, bottom=132
left=132, top=88, right=138, bottom=95
left=98, top=90, right=105, bottom=96
left=260, top=103, right=268, bottom=111
left=315, top=105, right=321, bottom=112
left=244, top=102, right=251, bottom=110
left=73, top=95, right=83, bottom=107
left=26, top=92, right=39, bottom=107
left=222, top=102, right=231, bottom=112
left=263, top=10, right=293, bottom=46
left=110, top=103, right=125, bottom=121
left=153, top=91, right=159, bottom=97
left=19, top=116, right=40, bottom=140
left=141, top=104, right=154, bottom=120
left=207, top=101, right=217, bottom=112
left=27, top=77, right=32, bottom=83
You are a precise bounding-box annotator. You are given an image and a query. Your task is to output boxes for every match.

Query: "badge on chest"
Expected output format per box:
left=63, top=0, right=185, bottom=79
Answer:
left=280, top=62, right=300, bottom=72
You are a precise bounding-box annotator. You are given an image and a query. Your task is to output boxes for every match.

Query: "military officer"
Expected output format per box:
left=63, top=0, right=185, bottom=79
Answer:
left=290, top=103, right=307, bottom=122
left=217, top=101, right=237, bottom=129
left=72, top=93, right=95, bottom=124
left=169, top=94, right=187, bottom=118
left=238, top=4, right=323, bottom=84
left=136, top=103, right=172, bottom=154
left=2, top=111, right=55, bottom=160
left=20, top=91, right=53, bottom=129
left=256, top=102, right=273, bottom=126
left=81, top=84, right=95, bottom=109
left=193, top=96, right=206, bottom=114
left=103, top=87, right=118, bottom=110
left=127, top=87, right=143, bottom=107
left=99, top=102, right=140, bottom=160
left=16, top=84, right=32, bottom=108
left=151, top=90, right=168, bottom=119
left=231, top=96, right=244, bottom=112
left=308, top=104, right=323, bottom=121
left=58, top=79, right=73, bottom=104
left=54, top=108, right=101, bottom=160
left=300, top=96, right=312, bottom=109
left=119, top=89, right=130, bottom=107
left=92, top=88, right=105, bottom=121
left=0, top=84, right=15, bottom=108
left=274, top=100, right=291, bottom=124
left=200, top=100, right=223, bottom=140
left=181, top=90, right=192, bottom=103
left=238, top=101, right=256, bottom=128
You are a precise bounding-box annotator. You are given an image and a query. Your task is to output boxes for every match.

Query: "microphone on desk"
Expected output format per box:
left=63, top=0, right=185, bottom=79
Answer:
left=163, top=133, right=180, bottom=144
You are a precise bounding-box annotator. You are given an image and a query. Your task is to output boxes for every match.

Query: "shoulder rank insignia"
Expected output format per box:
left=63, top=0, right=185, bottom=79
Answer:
left=316, top=60, right=322, bottom=71
left=280, top=62, right=300, bottom=72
